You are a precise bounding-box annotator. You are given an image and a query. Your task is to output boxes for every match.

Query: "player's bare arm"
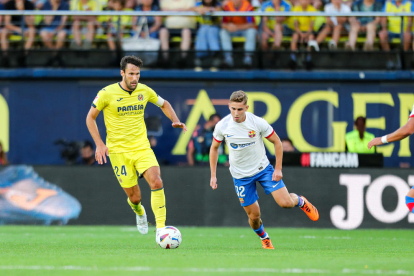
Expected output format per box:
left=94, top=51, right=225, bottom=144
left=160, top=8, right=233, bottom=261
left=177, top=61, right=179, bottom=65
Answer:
left=86, top=106, right=109, bottom=165
left=266, top=132, right=283, bottom=182
left=368, top=118, right=414, bottom=149
left=209, top=139, right=221, bottom=190
left=160, top=100, right=187, bottom=133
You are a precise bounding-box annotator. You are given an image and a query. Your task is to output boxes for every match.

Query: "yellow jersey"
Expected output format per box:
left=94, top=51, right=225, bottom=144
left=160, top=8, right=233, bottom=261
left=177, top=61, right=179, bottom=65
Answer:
left=92, top=82, right=163, bottom=153
left=292, top=5, right=317, bottom=32
left=261, top=0, right=292, bottom=30
left=383, top=0, right=411, bottom=34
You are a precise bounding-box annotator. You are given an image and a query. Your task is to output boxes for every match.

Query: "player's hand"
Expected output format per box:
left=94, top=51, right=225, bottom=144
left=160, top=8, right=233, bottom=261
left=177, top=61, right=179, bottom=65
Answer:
left=172, top=122, right=187, bottom=133
left=272, top=169, right=283, bottom=182
left=210, top=177, right=218, bottom=190
left=95, top=143, right=109, bottom=165
left=368, top=137, right=382, bottom=149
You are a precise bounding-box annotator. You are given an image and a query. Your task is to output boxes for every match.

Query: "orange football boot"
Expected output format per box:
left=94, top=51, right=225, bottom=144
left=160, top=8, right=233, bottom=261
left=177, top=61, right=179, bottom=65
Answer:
left=261, top=238, right=275, bottom=249
left=300, top=196, right=319, bottom=221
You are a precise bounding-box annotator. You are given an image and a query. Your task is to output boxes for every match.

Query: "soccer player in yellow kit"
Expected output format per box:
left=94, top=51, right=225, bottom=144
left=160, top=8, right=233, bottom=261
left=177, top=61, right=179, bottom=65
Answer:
left=86, top=56, right=187, bottom=240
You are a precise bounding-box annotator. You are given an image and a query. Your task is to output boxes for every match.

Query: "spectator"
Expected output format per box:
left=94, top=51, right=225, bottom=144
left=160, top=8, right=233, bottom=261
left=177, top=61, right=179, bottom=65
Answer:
left=1, top=0, right=36, bottom=67
left=314, top=0, right=351, bottom=50
left=345, top=116, right=375, bottom=153
left=79, top=141, right=96, bottom=165
left=105, top=0, right=132, bottom=51
left=133, top=0, right=162, bottom=39
left=71, top=0, right=102, bottom=49
left=159, top=0, right=196, bottom=66
left=347, top=0, right=382, bottom=51
left=187, top=113, right=227, bottom=166
left=380, top=0, right=411, bottom=69
left=41, top=0, right=69, bottom=66
left=261, top=0, right=292, bottom=50
left=281, top=138, right=295, bottom=152
left=191, top=0, right=222, bottom=69
left=0, top=141, right=8, bottom=166
left=221, top=0, right=257, bottom=67
left=289, top=0, right=317, bottom=69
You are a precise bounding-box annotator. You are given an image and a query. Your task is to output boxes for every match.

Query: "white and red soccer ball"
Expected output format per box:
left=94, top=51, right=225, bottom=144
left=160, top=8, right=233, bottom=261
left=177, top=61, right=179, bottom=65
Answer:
left=157, top=226, right=182, bottom=249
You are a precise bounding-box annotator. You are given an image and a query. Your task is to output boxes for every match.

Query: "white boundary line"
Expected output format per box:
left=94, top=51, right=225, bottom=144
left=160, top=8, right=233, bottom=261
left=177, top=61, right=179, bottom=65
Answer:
left=0, top=266, right=413, bottom=274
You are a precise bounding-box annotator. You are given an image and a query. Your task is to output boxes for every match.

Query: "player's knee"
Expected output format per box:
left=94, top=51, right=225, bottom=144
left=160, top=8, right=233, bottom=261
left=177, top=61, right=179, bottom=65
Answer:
left=129, top=194, right=141, bottom=205
left=279, top=198, right=294, bottom=209
left=151, top=178, right=163, bottom=190
left=248, top=212, right=261, bottom=221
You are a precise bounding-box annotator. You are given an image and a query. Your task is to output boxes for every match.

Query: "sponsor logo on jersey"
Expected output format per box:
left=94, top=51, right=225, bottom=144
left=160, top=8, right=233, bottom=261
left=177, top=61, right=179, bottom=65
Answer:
left=138, top=94, right=144, bottom=101
left=225, top=135, right=234, bottom=138
left=117, top=98, right=123, bottom=102
left=117, top=104, right=144, bottom=112
left=248, top=130, right=256, bottom=138
left=230, top=142, right=256, bottom=149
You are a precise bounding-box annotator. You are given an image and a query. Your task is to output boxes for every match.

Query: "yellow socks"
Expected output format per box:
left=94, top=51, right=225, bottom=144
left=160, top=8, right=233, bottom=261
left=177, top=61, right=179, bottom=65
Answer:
left=151, top=188, right=166, bottom=228
left=127, top=198, right=144, bottom=216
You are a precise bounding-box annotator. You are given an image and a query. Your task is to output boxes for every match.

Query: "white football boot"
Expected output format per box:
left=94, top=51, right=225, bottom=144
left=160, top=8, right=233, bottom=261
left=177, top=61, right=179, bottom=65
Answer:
left=136, top=205, right=148, bottom=234
left=155, top=227, right=165, bottom=243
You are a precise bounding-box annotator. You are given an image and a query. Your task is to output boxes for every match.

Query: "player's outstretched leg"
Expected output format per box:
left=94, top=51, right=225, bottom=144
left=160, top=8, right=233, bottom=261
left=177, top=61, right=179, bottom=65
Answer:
left=406, top=188, right=414, bottom=213
left=271, top=187, right=319, bottom=221
left=244, top=201, right=274, bottom=249
left=127, top=197, right=148, bottom=234
left=124, top=185, right=148, bottom=234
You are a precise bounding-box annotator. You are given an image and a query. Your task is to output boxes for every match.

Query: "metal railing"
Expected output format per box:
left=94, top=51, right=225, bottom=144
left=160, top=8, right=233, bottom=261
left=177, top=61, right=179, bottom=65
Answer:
left=1, top=10, right=412, bottom=50
left=0, top=11, right=413, bottom=16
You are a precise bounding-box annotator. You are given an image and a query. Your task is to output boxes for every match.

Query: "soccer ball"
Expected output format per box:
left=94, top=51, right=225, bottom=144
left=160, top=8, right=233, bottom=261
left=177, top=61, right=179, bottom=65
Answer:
left=157, top=226, right=182, bottom=249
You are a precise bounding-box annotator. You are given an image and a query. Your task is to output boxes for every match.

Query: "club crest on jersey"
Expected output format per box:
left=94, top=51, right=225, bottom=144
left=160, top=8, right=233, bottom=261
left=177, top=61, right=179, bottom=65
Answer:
left=138, top=94, right=144, bottom=101
left=248, top=130, right=256, bottom=138
left=239, top=198, right=244, bottom=203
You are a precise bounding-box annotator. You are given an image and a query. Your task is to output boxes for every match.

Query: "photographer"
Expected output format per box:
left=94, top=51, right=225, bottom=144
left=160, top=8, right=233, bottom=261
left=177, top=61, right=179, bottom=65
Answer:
left=55, top=139, right=97, bottom=165
left=79, top=140, right=96, bottom=166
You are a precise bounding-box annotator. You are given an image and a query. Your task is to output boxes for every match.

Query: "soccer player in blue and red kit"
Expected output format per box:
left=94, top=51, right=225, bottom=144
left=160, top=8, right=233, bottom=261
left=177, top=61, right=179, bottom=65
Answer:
left=209, top=90, right=319, bottom=249
left=368, top=104, right=414, bottom=214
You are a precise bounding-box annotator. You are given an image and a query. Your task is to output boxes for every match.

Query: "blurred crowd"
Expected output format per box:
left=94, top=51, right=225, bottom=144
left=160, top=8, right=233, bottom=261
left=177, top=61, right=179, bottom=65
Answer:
left=0, top=0, right=412, bottom=68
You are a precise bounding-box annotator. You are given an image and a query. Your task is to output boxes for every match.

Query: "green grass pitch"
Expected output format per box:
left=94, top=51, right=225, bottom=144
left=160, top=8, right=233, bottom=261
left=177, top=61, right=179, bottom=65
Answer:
left=0, top=226, right=412, bottom=276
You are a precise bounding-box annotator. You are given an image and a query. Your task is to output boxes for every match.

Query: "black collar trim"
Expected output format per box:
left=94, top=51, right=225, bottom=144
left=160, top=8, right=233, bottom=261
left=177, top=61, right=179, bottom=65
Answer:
left=118, top=82, right=137, bottom=95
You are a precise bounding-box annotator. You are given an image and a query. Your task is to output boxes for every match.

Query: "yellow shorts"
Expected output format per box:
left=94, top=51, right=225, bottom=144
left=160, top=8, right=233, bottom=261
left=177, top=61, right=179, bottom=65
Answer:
left=109, top=148, right=159, bottom=188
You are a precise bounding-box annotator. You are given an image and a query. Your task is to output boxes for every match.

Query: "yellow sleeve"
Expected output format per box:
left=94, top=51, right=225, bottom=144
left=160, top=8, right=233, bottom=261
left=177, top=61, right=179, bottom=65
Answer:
left=147, top=86, right=160, bottom=104
left=92, top=90, right=108, bottom=111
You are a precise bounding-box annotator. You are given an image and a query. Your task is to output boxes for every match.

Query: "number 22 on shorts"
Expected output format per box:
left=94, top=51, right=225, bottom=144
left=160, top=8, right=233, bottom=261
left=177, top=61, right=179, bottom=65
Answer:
left=114, top=165, right=127, bottom=177
left=235, top=186, right=245, bottom=198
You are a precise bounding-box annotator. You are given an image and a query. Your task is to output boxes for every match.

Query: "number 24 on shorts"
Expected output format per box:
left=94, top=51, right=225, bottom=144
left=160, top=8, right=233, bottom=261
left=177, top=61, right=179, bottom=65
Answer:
left=235, top=186, right=245, bottom=197
left=114, top=165, right=127, bottom=177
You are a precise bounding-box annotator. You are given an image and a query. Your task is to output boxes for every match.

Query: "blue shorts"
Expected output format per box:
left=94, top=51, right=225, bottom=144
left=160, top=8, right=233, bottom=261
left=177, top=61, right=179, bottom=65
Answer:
left=389, top=32, right=401, bottom=42
left=130, top=31, right=159, bottom=39
left=40, top=27, right=67, bottom=35
left=232, top=164, right=286, bottom=207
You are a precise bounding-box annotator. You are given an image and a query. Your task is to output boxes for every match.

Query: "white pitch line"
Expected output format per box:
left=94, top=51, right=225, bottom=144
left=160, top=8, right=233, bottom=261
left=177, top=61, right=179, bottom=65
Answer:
left=0, top=266, right=413, bottom=274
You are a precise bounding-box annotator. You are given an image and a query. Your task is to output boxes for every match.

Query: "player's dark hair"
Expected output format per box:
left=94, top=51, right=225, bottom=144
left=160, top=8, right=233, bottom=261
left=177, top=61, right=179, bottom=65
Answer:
left=354, top=116, right=366, bottom=125
left=230, top=90, right=248, bottom=105
left=202, top=0, right=217, bottom=6
left=209, top=113, right=221, bottom=121
left=120, top=56, right=143, bottom=71
left=113, top=0, right=126, bottom=6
